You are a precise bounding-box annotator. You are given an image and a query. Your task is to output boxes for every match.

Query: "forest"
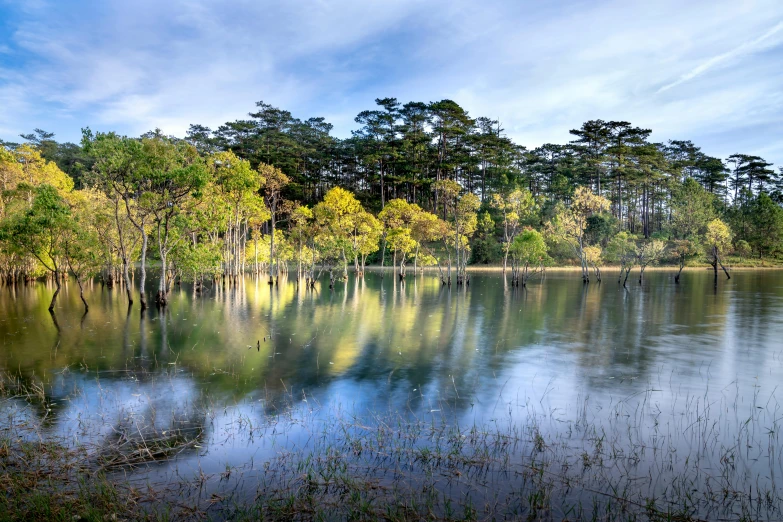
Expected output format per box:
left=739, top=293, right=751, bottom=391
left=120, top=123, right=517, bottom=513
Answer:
left=1, top=97, right=782, bottom=311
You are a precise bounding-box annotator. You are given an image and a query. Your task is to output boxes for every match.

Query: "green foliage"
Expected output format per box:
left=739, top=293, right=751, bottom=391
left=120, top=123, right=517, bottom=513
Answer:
left=3, top=100, right=783, bottom=286
left=747, top=193, right=783, bottom=257
left=605, top=232, right=638, bottom=267
left=470, top=211, right=501, bottom=264
left=671, top=239, right=702, bottom=267
left=734, top=239, right=751, bottom=260
left=509, top=229, right=550, bottom=267
left=584, top=213, right=617, bottom=246
left=670, top=177, right=715, bottom=239
left=705, top=219, right=733, bottom=256
left=0, top=184, right=71, bottom=273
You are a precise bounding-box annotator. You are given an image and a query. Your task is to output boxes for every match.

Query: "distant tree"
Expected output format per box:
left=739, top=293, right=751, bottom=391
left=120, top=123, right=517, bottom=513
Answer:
left=734, top=239, right=751, bottom=262
left=583, top=245, right=603, bottom=282
left=636, top=239, right=666, bottom=284
left=409, top=206, right=447, bottom=276
left=548, top=186, right=610, bottom=282
left=433, top=180, right=479, bottom=285
left=378, top=198, right=414, bottom=276
left=63, top=192, right=103, bottom=311
left=727, top=154, right=776, bottom=202
left=350, top=210, right=382, bottom=275
left=470, top=211, right=500, bottom=265
left=258, top=163, right=290, bottom=284
left=605, top=231, right=637, bottom=287
left=314, top=187, right=365, bottom=280
left=705, top=219, right=732, bottom=284
left=670, top=177, right=715, bottom=239
left=747, top=193, right=783, bottom=258
left=141, top=136, right=209, bottom=304
left=492, top=188, right=536, bottom=272
left=569, top=120, right=610, bottom=195
left=508, top=228, right=550, bottom=286
left=584, top=213, right=616, bottom=247
left=671, top=239, right=701, bottom=283
left=82, top=131, right=144, bottom=305
left=0, top=185, right=70, bottom=311
left=288, top=205, right=316, bottom=283
left=19, top=129, right=57, bottom=162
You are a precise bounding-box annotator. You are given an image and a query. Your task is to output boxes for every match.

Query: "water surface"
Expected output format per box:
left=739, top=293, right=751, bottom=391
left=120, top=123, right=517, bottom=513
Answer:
left=2, top=269, right=783, bottom=516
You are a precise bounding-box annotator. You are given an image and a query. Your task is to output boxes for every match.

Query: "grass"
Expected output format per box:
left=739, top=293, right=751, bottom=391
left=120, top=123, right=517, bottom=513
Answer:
left=3, top=368, right=783, bottom=521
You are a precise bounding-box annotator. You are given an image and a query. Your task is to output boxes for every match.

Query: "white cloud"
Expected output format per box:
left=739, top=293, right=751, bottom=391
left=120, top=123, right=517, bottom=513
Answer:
left=657, top=21, right=783, bottom=93
left=0, top=0, right=781, bottom=165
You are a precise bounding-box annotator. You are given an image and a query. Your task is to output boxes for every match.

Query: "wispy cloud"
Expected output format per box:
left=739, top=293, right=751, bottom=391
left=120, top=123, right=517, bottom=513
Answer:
left=0, top=0, right=781, bottom=164
left=657, top=21, right=783, bottom=93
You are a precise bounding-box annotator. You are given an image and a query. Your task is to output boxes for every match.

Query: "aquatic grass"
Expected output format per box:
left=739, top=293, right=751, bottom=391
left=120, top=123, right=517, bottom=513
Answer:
left=3, top=368, right=783, bottom=520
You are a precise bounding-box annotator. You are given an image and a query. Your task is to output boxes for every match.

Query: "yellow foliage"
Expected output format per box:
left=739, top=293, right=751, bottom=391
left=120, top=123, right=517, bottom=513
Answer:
left=705, top=219, right=732, bottom=252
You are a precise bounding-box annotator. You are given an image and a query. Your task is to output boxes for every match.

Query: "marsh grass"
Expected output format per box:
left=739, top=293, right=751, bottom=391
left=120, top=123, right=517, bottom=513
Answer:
left=2, top=370, right=783, bottom=521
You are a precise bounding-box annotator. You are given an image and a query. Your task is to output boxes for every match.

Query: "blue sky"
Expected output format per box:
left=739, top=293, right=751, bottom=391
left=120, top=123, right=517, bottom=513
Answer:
left=1, top=0, right=781, bottom=165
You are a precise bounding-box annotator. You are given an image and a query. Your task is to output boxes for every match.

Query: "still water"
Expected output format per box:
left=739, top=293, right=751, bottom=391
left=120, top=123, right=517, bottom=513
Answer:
left=2, top=269, right=783, bottom=515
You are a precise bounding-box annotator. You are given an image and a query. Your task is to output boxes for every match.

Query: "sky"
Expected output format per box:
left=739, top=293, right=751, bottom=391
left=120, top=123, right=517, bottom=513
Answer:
left=0, top=0, right=782, bottom=165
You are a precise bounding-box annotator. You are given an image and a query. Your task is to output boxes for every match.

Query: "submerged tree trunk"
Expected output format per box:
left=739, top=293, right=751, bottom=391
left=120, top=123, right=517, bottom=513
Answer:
left=503, top=243, right=509, bottom=274
left=297, top=242, right=303, bottom=282
left=157, top=252, right=168, bottom=306
left=49, top=269, right=61, bottom=311
left=139, top=232, right=148, bottom=309
left=379, top=236, right=387, bottom=278
left=269, top=218, right=276, bottom=285
left=76, top=277, right=88, bottom=312
left=711, top=247, right=730, bottom=284
left=675, top=261, right=684, bottom=284
left=578, top=241, right=589, bottom=283
left=123, top=258, right=133, bottom=305
left=622, top=266, right=632, bottom=288
left=720, top=260, right=730, bottom=279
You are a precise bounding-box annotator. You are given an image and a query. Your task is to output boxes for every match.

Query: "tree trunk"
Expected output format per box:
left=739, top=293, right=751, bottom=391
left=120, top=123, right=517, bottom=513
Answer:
left=49, top=269, right=61, bottom=311
left=123, top=258, right=133, bottom=305
left=719, top=256, right=730, bottom=279
left=139, top=232, right=148, bottom=309
left=76, top=276, right=88, bottom=312
left=379, top=236, right=387, bottom=278
left=269, top=217, right=275, bottom=285
left=297, top=242, right=302, bottom=281
left=712, top=258, right=718, bottom=286
left=158, top=252, right=168, bottom=305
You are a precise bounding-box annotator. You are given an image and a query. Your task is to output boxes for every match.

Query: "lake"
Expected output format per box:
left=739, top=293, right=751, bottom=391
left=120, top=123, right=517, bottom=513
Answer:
left=2, top=269, right=783, bottom=519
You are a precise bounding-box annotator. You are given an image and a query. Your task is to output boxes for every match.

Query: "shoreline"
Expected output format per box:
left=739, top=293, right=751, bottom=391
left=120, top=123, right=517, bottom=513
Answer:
left=364, top=264, right=783, bottom=272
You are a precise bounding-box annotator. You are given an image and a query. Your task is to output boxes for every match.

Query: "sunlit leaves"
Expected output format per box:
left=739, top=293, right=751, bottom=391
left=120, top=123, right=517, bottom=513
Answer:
left=705, top=219, right=732, bottom=254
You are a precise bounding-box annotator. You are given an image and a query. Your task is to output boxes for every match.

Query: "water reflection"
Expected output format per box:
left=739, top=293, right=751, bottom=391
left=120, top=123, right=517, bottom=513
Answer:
left=2, top=270, right=783, bottom=461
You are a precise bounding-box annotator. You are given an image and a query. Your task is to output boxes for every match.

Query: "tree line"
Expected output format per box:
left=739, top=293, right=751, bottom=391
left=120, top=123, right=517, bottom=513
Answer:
left=1, top=98, right=782, bottom=312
